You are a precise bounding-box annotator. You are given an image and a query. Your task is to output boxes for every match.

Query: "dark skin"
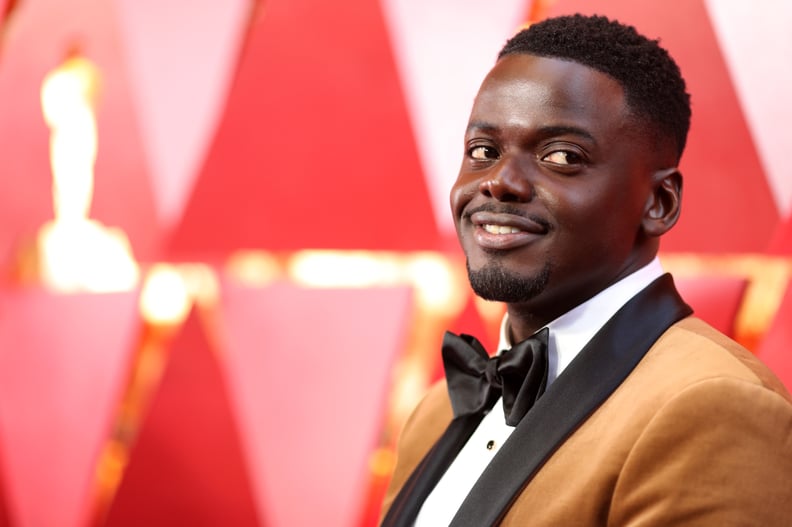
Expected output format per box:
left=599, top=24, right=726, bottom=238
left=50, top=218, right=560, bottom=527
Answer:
left=451, top=54, right=682, bottom=343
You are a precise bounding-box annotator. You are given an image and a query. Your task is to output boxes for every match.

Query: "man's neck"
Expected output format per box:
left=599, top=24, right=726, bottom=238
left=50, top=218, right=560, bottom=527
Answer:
left=505, top=257, right=665, bottom=344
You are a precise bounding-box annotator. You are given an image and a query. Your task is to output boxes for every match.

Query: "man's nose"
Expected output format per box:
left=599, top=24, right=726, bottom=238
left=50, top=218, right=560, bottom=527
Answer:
left=478, top=157, right=533, bottom=202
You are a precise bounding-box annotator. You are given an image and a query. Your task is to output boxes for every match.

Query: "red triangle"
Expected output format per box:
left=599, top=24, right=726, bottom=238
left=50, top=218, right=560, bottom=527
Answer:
left=757, top=282, right=792, bottom=392
left=673, top=276, right=748, bottom=337
left=0, top=434, right=16, bottom=527
left=169, top=0, right=438, bottom=257
left=103, top=309, right=260, bottom=526
left=768, top=214, right=792, bottom=255
left=219, top=283, right=413, bottom=527
left=543, top=0, right=779, bottom=252
left=0, top=288, right=140, bottom=527
left=0, top=1, right=11, bottom=25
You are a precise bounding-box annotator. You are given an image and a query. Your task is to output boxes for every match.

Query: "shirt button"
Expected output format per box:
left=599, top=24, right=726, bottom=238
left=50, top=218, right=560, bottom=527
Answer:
left=486, top=440, right=496, bottom=450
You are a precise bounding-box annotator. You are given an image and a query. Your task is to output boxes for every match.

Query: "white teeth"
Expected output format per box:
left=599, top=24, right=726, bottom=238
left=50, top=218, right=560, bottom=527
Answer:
left=483, top=224, right=522, bottom=235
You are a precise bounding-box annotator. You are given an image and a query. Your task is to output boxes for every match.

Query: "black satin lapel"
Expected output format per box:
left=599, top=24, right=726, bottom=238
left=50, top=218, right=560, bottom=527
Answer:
left=450, top=274, right=692, bottom=526
left=381, top=412, right=483, bottom=527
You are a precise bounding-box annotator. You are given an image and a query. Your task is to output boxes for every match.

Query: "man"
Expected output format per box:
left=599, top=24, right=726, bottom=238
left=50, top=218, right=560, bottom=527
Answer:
left=380, top=14, right=792, bottom=526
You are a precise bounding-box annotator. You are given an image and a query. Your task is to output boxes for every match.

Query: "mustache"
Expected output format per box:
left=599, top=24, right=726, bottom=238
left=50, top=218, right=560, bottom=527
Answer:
left=463, top=203, right=552, bottom=231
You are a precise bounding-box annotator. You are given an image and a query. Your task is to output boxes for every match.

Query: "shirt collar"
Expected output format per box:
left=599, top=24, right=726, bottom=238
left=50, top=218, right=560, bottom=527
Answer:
left=498, top=257, right=665, bottom=385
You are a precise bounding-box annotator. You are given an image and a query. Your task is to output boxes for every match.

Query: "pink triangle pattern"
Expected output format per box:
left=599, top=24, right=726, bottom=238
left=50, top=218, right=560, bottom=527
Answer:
left=379, top=0, right=533, bottom=237
left=0, top=288, right=140, bottom=527
left=704, top=0, right=792, bottom=216
left=219, top=283, right=413, bottom=527
left=112, top=0, right=253, bottom=228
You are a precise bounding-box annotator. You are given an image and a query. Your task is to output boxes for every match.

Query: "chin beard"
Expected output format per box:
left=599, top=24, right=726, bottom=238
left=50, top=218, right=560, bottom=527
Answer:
left=467, top=260, right=551, bottom=303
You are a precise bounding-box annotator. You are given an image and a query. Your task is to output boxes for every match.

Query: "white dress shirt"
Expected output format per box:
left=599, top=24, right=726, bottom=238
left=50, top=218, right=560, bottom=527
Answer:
left=414, top=258, right=665, bottom=527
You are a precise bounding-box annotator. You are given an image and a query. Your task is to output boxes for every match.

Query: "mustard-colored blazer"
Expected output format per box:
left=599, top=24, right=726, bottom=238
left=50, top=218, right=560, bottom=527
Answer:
left=382, top=277, right=792, bottom=526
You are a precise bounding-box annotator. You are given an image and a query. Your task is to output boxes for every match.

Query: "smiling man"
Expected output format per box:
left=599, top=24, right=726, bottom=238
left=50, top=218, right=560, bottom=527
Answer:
left=380, top=14, right=792, bottom=527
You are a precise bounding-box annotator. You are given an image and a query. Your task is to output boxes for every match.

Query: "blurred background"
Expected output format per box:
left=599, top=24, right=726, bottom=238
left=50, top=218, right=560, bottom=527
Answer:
left=0, top=0, right=790, bottom=525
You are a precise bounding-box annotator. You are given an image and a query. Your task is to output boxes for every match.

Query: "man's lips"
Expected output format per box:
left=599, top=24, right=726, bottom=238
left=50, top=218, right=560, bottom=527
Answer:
left=469, top=211, right=550, bottom=235
left=465, top=210, right=550, bottom=250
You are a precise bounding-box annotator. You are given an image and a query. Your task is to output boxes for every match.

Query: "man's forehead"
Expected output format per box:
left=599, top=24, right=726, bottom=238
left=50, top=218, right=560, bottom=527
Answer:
left=480, top=54, right=626, bottom=100
left=469, top=54, right=630, bottom=128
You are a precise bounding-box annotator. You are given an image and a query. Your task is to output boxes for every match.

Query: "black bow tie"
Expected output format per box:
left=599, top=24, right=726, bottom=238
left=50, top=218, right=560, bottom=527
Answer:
left=442, top=328, right=549, bottom=426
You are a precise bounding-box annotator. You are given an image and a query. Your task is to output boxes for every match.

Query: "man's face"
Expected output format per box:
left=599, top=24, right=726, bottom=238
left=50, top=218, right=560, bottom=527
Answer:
left=451, top=54, right=660, bottom=321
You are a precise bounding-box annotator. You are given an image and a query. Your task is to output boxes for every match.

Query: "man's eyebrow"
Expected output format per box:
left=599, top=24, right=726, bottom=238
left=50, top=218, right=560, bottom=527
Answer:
left=465, top=122, right=597, bottom=144
left=466, top=121, right=498, bottom=133
left=536, top=125, right=597, bottom=144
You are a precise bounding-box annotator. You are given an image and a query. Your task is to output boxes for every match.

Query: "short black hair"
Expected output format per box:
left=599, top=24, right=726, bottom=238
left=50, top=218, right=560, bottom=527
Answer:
left=499, top=14, right=691, bottom=161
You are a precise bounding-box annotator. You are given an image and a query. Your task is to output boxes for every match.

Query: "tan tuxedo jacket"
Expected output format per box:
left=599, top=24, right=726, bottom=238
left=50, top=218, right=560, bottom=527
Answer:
left=382, top=315, right=792, bottom=525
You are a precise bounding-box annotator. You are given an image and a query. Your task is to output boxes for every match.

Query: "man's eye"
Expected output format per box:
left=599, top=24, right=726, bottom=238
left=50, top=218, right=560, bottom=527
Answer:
left=469, top=145, right=499, bottom=160
left=542, top=150, right=583, bottom=165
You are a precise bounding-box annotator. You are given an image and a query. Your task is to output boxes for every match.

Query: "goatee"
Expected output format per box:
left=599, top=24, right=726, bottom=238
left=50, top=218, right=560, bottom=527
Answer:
left=467, top=260, right=551, bottom=303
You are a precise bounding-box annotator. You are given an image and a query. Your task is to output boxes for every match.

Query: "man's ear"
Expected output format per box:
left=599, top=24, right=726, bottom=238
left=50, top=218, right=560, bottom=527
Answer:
left=642, top=168, right=682, bottom=237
